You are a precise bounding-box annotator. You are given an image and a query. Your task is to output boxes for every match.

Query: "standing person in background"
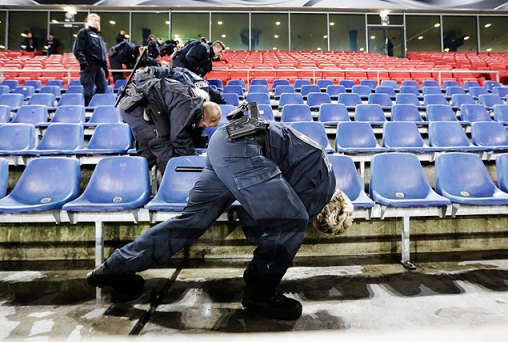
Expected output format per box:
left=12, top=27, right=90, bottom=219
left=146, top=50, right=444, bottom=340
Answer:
left=115, top=30, right=127, bottom=44
left=46, top=33, right=59, bottom=56
left=171, top=40, right=225, bottom=78
left=73, top=13, right=108, bottom=106
left=20, top=31, right=36, bottom=52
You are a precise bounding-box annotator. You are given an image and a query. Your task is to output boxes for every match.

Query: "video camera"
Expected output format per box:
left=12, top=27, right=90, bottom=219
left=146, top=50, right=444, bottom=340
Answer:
left=226, top=102, right=268, bottom=141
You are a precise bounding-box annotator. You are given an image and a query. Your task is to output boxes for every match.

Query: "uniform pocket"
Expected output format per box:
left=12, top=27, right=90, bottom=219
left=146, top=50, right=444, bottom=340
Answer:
left=234, top=155, right=281, bottom=190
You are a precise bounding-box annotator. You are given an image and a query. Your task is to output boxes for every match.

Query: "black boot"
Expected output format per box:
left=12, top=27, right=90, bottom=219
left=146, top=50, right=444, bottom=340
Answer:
left=87, top=265, right=144, bottom=295
left=242, top=289, right=302, bottom=320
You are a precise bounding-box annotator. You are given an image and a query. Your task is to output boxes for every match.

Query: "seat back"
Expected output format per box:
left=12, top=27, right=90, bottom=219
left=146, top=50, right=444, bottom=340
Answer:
left=88, top=93, right=116, bottom=107
left=422, top=86, right=442, bottom=96
left=451, top=94, right=476, bottom=107
left=493, top=104, right=508, bottom=123
left=445, top=86, right=466, bottom=97
left=0, top=124, right=35, bottom=151
left=484, top=81, right=501, bottom=91
left=326, top=85, right=347, bottom=97
left=245, top=92, right=270, bottom=105
left=66, top=85, right=84, bottom=94
left=328, top=155, right=363, bottom=200
left=46, top=80, right=64, bottom=89
left=471, top=122, right=508, bottom=147
left=7, top=157, right=80, bottom=206
left=435, top=152, right=498, bottom=198
left=300, top=85, right=320, bottom=97
left=250, top=79, right=268, bottom=87
left=335, top=122, right=378, bottom=149
left=355, top=104, right=386, bottom=123
left=1, top=80, right=19, bottom=91
left=423, top=94, right=448, bottom=106
left=13, top=86, right=35, bottom=99
left=468, top=86, right=488, bottom=98
left=460, top=104, right=492, bottom=122
left=0, top=93, right=24, bottom=109
left=274, top=85, right=295, bottom=98
left=0, top=158, right=8, bottom=198
left=426, top=104, right=458, bottom=122
left=395, top=94, right=421, bottom=106
left=218, top=104, right=235, bottom=123
left=281, top=104, right=312, bottom=122
left=222, top=93, right=239, bottom=106
left=317, top=79, right=333, bottom=90
left=227, top=79, right=246, bottom=90
left=428, top=122, right=471, bottom=147
left=496, top=154, right=508, bottom=193
left=375, top=86, right=396, bottom=97
left=290, top=122, right=331, bottom=150
left=382, top=122, right=425, bottom=148
left=293, top=79, right=312, bottom=90
left=52, top=105, right=86, bottom=123
left=11, top=105, right=48, bottom=125
left=443, top=80, right=459, bottom=88
left=28, top=93, right=56, bottom=107
left=391, top=104, right=423, bottom=122
left=307, top=92, right=331, bottom=107
left=256, top=104, right=275, bottom=121
left=113, top=79, right=127, bottom=92
left=318, top=103, right=349, bottom=123
left=380, top=80, right=399, bottom=90
left=493, top=87, right=508, bottom=98
left=271, top=79, right=290, bottom=91
left=58, top=93, right=84, bottom=107
left=399, top=86, right=420, bottom=96
left=340, top=80, right=356, bottom=89
left=248, top=85, right=269, bottom=94
left=351, top=85, right=372, bottom=96
left=0, top=105, right=10, bottom=123
left=40, top=86, right=61, bottom=98
left=360, top=79, right=376, bottom=90
left=464, top=81, right=480, bottom=90
left=86, top=123, right=132, bottom=151
left=223, top=85, right=244, bottom=97
left=368, top=93, right=392, bottom=107
left=422, top=80, right=440, bottom=88
left=37, top=123, right=84, bottom=151
left=338, top=93, right=362, bottom=107
left=479, top=94, right=502, bottom=108
left=0, top=85, right=10, bottom=96
left=279, top=93, right=304, bottom=107
left=370, top=153, right=432, bottom=200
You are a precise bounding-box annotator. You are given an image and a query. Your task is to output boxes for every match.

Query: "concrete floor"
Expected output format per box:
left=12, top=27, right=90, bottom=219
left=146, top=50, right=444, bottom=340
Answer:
left=1, top=259, right=508, bottom=341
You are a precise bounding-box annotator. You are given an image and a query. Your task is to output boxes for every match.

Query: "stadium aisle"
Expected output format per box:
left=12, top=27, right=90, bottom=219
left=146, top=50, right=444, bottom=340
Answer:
left=1, top=260, right=508, bottom=339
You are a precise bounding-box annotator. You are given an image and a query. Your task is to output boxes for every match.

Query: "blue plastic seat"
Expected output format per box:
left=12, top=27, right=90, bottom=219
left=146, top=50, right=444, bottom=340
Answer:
left=355, top=104, right=386, bottom=125
left=248, top=85, right=269, bottom=94
left=293, top=79, right=312, bottom=91
left=0, top=158, right=80, bottom=213
left=484, top=81, right=501, bottom=91
left=63, top=156, right=150, bottom=212
left=66, top=85, right=84, bottom=94
left=68, top=80, right=82, bottom=87
left=370, top=153, right=450, bottom=207
left=445, top=86, right=466, bottom=97
left=0, top=158, right=8, bottom=198
left=380, top=80, right=399, bottom=90
left=360, top=79, right=376, bottom=90
left=464, top=81, right=480, bottom=90
left=423, top=94, right=448, bottom=106
left=0, top=124, right=35, bottom=154
left=493, top=87, right=508, bottom=99
left=493, top=104, right=508, bottom=123
left=496, top=154, right=508, bottom=193
left=426, top=104, right=461, bottom=122
left=451, top=94, right=476, bottom=108
left=399, top=86, right=420, bottom=96
left=250, top=79, right=268, bottom=87
left=38, top=105, right=85, bottom=127
left=255, top=104, right=275, bottom=121
left=317, top=79, right=333, bottom=91
left=0, top=85, right=10, bottom=96
left=273, top=85, right=295, bottom=99
left=435, top=152, right=508, bottom=205
left=468, top=86, right=488, bottom=99
left=28, top=93, right=56, bottom=107
left=245, top=92, right=270, bottom=105
left=460, top=104, right=492, bottom=123
left=395, top=94, right=422, bottom=107
left=326, top=85, right=347, bottom=100
left=328, top=155, right=375, bottom=209
left=1, top=80, right=18, bottom=91
left=12, top=86, right=35, bottom=100
left=281, top=104, right=313, bottom=123
left=382, top=122, right=436, bottom=152
left=422, top=80, right=440, bottom=88
left=339, top=80, right=356, bottom=90
left=46, top=80, right=64, bottom=89
left=375, top=86, right=396, bottom=98
left=271, top=79, right=290, bottom=91
left=76, top=123, right=132, bottom=154
left=0, top=105, right=10, bottom=123
left=391, top=104, right=426, bottom=124
left=318, top=103, right=350, bottom=125
left=11, top=105, right=48, bottom=125
left=218, top=104, right=235, bottom=123
left=113, top=79, right=127, bottom=92
left=478, top=94, right=503, bottom=110
left=443, top=80, right=459, bottom=88
left=422, top=86, right=442, bottom=96
left=40, top=85, right=61, bottom=99
left=0, top=93, right=24, bottom=110
left=58, top=93, right=84, bottom=107
left=428, top=122, right=484, bottom=152
left=471, top=121, right=508, bottom=150
left=335, top=122, right=386, bottom=153
left=223, top=85, right=244, bottom=99
left=338, top=93, right=362, bottom=109
left=401, top=80, right=419, bottom=88
left=23, top=123, right=83, bottom=155
left=86, top=106, right=122, bottom=126
left=222, top=93, right=240, bottom=106
left=228, top=79, right=246, bottom=90
left=351, top=85, right=372, bottom=98
left=368, top=93, right=392, bottom=109
left=87, top=93, right=116, bottom=109
left=289, top=121, right=334, bottom=153
left=145, top=156, right=206, bottom=211
left=278, top=93, right=304, bottom=108
left=300, top=85, right=321, bottom=98
left=307, top=92, right=331, bottom=110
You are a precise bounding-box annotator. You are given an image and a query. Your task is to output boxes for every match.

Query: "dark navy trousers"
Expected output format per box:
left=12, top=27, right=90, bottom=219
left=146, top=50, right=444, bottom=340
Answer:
left=80, top=62, right=107, bottom=106
left=105, top=127, right=310, bottom=292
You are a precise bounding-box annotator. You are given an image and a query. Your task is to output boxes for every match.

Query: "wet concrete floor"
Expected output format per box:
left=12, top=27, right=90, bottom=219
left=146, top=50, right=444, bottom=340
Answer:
left=1, top=258, right=508, bottom=340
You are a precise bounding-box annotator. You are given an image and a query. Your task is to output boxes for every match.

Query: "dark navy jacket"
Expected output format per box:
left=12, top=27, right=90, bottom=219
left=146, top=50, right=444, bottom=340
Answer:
left=172, top=41, right=214, bottom=77
left=73, top=27, right=107, bottom=67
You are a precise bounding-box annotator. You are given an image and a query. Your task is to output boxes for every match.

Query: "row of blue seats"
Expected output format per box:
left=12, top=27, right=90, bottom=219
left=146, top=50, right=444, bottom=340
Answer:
left=0, top=93, right=117, bottom=110
left=0, top=105, right=122, bottom=125
left=0, top=123, right=132, bottom=156
left=211, top=78, right=503, bottom=92
left=1, top=152, right=508, bottom=214
left=0, top=79, right=127, bottom=92
left=218, top=103, right=508, bottom=125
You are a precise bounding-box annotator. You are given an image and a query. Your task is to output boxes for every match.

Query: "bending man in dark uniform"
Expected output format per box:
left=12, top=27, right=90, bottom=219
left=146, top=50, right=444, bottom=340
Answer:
left=87, top=105, right=353, bottom=320
left=109, top=42, right=160, bottom=84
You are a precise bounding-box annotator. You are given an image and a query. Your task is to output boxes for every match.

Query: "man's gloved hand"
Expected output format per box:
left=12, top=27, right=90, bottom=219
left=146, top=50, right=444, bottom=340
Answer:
left=79, top=61, right=89, bottom=71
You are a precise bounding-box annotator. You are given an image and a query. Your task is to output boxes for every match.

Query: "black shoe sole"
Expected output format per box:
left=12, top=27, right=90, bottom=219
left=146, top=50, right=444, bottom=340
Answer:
left=241, top=298, right=302, bottom=320
left=87, top=272, right=145, bottom=295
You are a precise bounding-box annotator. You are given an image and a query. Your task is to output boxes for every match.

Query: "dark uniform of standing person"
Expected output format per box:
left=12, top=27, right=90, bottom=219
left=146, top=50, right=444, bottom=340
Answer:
left=109, top=42, right=160, bottom=84
left=171, top=40, right=225, bottom=78
left=115, top=30, right=127, bottom=44
left=87, top=105, right=354, bottom=320
left=73, top=13, right=108, bottom=106
left=46, top=33, right=59, bottom=56
left=20, top=31, right=36, bottom=52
